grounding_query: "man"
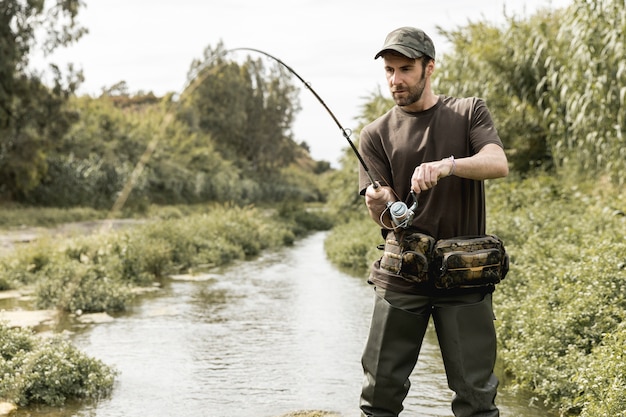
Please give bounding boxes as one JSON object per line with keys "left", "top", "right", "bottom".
{"left": 358, "top": 27, "right": 509, "bottom": 417}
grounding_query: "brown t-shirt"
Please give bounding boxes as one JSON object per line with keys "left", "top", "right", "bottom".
{"left": 359, "top": 96, "right": 504, "bottom": 295}
{"left": 359, "top": 95, "right": 503, "bottom": 240}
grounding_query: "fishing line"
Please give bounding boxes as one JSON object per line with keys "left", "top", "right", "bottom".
{"left": 229, "top": 47, "right": 379, "bottom": 189}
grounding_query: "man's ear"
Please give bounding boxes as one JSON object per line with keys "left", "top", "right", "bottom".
{"left": 426, "top": 60, "right": 435, "bottom": 76}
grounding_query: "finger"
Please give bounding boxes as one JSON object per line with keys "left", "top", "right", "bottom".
{"left": 426, "top": 167, "right": 439, "bottom": 187}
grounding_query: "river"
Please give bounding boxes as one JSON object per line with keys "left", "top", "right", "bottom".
{"left": 10, "top": 231, "right": 555, "bottom": 417}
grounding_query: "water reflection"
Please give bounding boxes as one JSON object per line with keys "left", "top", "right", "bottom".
{"left": 11, "top": 232, "right": 555, "bottom": 417}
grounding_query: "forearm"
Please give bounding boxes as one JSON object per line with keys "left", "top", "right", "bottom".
{"left": 451, "top": 143, "right": 509, "bottom": 180}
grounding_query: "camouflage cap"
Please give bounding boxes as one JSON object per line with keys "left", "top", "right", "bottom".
{"left": 374, "top": 27, "right": 436, "bottom": 60}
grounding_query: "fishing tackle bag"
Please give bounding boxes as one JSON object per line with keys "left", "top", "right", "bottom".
{"left": 379, "top": 230, "right": 436, "bottom": 284}
{"left": 431, "top": 234, "right": 509, "bottom": 290}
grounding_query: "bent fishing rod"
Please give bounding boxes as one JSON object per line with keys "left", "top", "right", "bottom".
{"left": 230, "top": 47, "right": 378, "bottom": 189}
{"left": 231, "top": 48, "right": 422, "bottom": 228}
{"left": 107, "top": 46, "right": 417, "bottom": 230}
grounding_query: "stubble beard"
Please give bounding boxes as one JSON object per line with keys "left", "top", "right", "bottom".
{"left": 392, "top": 75, "right": 426, "bottom": 107}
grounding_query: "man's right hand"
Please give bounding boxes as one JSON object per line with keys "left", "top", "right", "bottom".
{"left": 365, "top": 183, "right": 396, "bottom": 228}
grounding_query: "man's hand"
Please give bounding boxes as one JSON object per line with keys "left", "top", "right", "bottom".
{"left": 410, "top": 157, "right": 453, "bottom": 194}
{"left": 364, "top": 183, "right": 396, "bottom": 228}
{"left": 410, "top": 144, "right": 509, "bottom": 194}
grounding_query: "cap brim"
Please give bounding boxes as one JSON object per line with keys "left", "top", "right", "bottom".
{"left": 374, "top": 45, "right": 424, "bottom": 60}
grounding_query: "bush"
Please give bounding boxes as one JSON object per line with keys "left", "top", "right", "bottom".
{"left": 577, "top": 323, "right": 626, "bottom": 417}
{"left": 0, "top": 324, "right": 116, "bottom": 406}
{"left": 0, "top": 203, "right": 327, "bottom": 313}
{"left": 487, "top": 176, "right": 626, "bottom": 414}
{"left": 34, "top": 261, "right": 131, "bottom": 313}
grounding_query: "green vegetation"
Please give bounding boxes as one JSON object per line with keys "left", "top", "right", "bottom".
{"left": 0, "top": 323, "right": 116, "bottom": 406}
{"left": 491, "top": 177, "right": 626, "bottom": 416}
{"left": 0, "top": 202, "right": 332, "bottom": 406}
{"left": 0, "top": 0, "right": 85, "bottom": 199}
{"left": 2, "top": 5, "right": 328, "bottom": 209}
{"left": 0, "top": 204, "right": 332, "bottom": 311}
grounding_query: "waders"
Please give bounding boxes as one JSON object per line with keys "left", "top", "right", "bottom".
{"left": 360, "top": 291, "right": 499, "bottom": 417}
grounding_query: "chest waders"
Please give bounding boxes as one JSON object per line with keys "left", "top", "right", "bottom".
{"left": 360, "top": 290, "right": 499, "bottom": 417}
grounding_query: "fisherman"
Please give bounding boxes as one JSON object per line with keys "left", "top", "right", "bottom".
{"left": 358, "top": 27, "right": 509, "bottom": 417}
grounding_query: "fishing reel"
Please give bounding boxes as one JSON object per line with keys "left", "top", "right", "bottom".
{"left": 387, "top": 191, "right": 418, "bottom": 229}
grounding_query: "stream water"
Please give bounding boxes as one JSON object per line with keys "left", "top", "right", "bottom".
{"left": 9, "top": 231, "right": 555, "bottom": 417}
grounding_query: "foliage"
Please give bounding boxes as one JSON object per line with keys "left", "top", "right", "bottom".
{"left": 488, "top": 176, "right": 626, "bottom": 415}
{"left": 3, "top": 6, "right": 322, "bottom": 209}
{"left": 181, "top": 43, "right": 302, "bottom": 177}
{"left": 11, "top": 48, "right": 323, "bottom": 209}
{"left": 34, "top": 258, "right": 130, "bottom": 312}
{"left": 14, "top": 83, "right": 323, "bottom": 208}
{"left": 549, "top": 0, "right": 626, "bottom": 183}
{"left": 0, "top": 203, "right": 333, "bottom": 312}
{"left": 577, "top": 323, "right": 626, "bottom": 417}
{"left": 0, "top": 0, "right": 86, "bottom": 198}
{"left": 19, "top": 94, "right": 151, "bottom": 208}
{"left": 276, "top": 200, "right": 334, "bottom": 238}
{"left": 0, "top": 323, "right": 116, "bottom": 406}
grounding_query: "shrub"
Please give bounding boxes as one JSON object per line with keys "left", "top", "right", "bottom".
{"left": 0, "top": 324, "right": 116, "bottom": 406}
{"left": 0, "top": 203, "right": 326, "bottom": 312}
{"left": 577, "top": 323, "right": 626, "bottom": 417}
{"left": 488, "top": 176, "right": 626, "bottom": 414}
{"left": 35, "top": 261, "right": 131, "bottom": 313}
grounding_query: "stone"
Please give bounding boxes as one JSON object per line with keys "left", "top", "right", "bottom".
{"left": 0, "top": 402, "right": 17, "bottom": 416}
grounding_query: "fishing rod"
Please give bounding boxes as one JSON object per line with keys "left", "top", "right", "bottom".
{"left": 229, "top": 47, "right": 378, "bottom": 189}
{"left": 107, "top": 46, "right": 417, "bottom": 230}
{"left": 230, "top": 48, "right": 423, "bottom": 229}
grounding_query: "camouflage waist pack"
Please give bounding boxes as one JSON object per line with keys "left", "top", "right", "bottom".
{"left": 379, "top": 230, "right": 436, "bottom": 284}
{"left": 432, "top": 235, "right": 509, "bottom": 290}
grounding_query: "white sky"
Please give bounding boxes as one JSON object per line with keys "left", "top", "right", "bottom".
{"left": 33, "top": 0, "right": 571, "bottom": 166}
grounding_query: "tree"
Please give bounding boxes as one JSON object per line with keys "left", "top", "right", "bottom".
{"left": 0, "top": 0, "right": 86, "bottom": 200}
{"left": 181, "top": 43, "right": 301, "bottom": 177}
{"left": 550, "top": 0, "right": 626, "bottom": 183}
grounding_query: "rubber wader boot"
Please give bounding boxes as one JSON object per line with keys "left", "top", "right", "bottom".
{"left": 433, "top": 294, "right": 499, "bottom": 417}
{"left": 360, "top": 293, "right": 430, "bottom": 417}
